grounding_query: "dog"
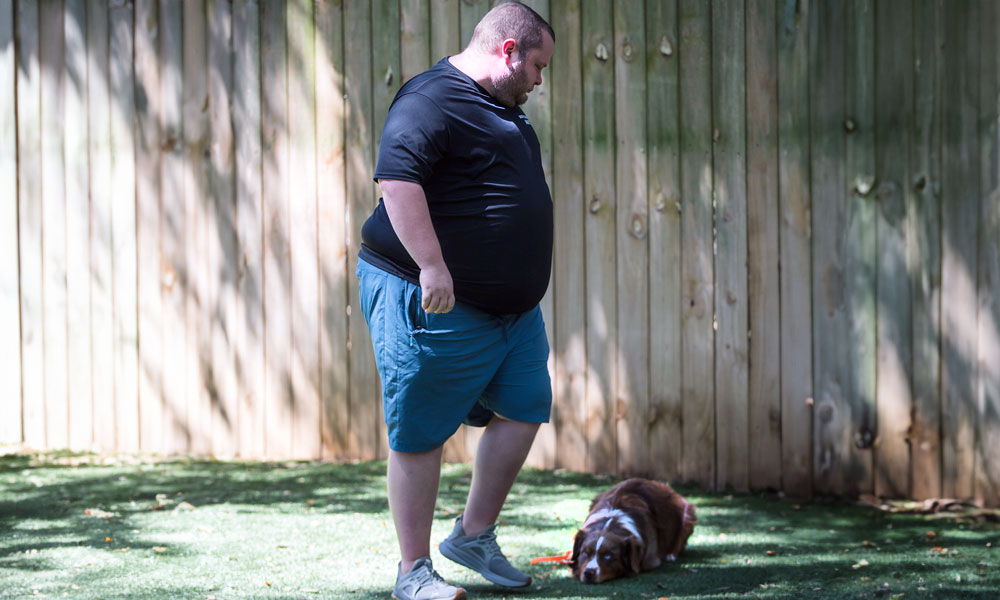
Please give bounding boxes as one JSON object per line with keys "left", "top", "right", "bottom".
{"left": 570, "top": 478, "right": 696, "bottom": 584}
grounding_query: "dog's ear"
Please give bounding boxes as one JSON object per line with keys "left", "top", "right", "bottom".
{"left": 570, "top": 530, "right": 586, "bottom": 568}
{"left": 623, "top": 539, "right": 643, "bottom": 576}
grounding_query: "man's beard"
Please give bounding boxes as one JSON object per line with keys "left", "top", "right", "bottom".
{"left": 492, "top": 62, "right": 531, "bottom": 107}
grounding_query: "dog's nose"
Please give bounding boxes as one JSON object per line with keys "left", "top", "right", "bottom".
{"left": 583, "top": 569, "right": 597, "bottom": 583}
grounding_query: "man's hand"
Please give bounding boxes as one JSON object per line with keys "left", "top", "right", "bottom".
{"left": 419, "top": 263, "right": 455, "bottom": 314}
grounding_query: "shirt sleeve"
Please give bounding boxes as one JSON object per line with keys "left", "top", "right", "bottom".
{"left": 373, "top": 92, "right": 449, "bottom": 185}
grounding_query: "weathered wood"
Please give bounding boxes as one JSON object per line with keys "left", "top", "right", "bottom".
{"left": 287, "top": 0, "right": 321, "bottom": 460}
{"left": 874, "top": 0, "right": 913, "bottom": 499}
{"left": 550, "top": 0, "right": 587, "bottom": 474}
{"left": 612, "top": 0, "right": 647, "bottom": 476}
{"left": 678, "top": 0, "right": 714, "bottom": 489}
{"left": 582, "top": 0, "right": 616, "bottom": 475}
{"left": 976, "top": 0, "right": 999, "bottom": 508}
{"left": 135, "top": 0, "right": 162, "bottom": 454}
{"left": 400, "top": 0, "right": 430, "bottom": 82}
{"left": 209, "top": 0, "right": 239, "bottom": 458}
{"left": 645, "top": 0, "right": 681, "bottom": 483}
{"left": 909, "top": 0, "right": 942, "bottom": 501}
{"left": 460, "top": 0, "right": 489, "bottom": 49}
{"left": 842, "top": 0, "right": 876, "bottom": 496}
{"left": 89, "top": 0, "right": 115, "bottom": 452}
{"left": 345, "top": 0, "right": 378, "bottom": 460}
{"left": 712, "top": 0, "right": 749, "bottom": 492}
{"left": 430, "top": 0, "right": 460, "bottom": 61}
{"left": 159, "top": 0, "right": 189, "bottom": 454}
{"left": 316, "top": 0, "right": 349, "bottom": 460}
{"left": 65, "top": 0, "right": 92, "bottom": 451}
{"left": 0, "top": 0, "right": 20, "bottom": 445}
{"left": 233, "top": 0, "right": 266, "bottom": 458}
{"left": 746, "top": 0, "right": 781, "bottom": 492}
{"left": 940, "top": 0, "right": 979, "bottom": 500}
{"left": 183, "top": 0, "right": 210, "bottom": 457}
{"left": 40, "top": 0, "right": 68, "bottom": 450}
{"left": 110, "top": 0, "right": 138, "bottom": 453}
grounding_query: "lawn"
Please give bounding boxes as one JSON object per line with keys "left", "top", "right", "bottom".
{"left": 1, "top": 448, "right": 997, "bottom": 599}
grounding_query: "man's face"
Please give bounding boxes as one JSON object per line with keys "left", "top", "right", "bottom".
{"left": 493, "top": 31, "right": 554, "bottom": 108}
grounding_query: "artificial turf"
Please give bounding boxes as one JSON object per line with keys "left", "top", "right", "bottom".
{"left": 1, "top": 448, "right": 997, "bottom": 599}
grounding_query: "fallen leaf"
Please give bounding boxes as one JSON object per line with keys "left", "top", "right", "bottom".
{"left": 926, "top": 531, "right": 937, "bottom": 540}
{"left": 153, "top": 546, "right": 167, "bottom": 553}
{"left": 104, "top": 537, "right": 111, "bottom": 543}
{"left": 852, "top": 559, "right": 870, "bottom": 569}
{"left": 766, "top": 550, "right": 776, "bottom": 556}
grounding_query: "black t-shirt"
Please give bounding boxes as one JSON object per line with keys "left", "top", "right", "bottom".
{"left": 360, "top": 58, "right": 553, "bottom": 316}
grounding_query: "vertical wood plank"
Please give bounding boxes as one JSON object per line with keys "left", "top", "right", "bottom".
{"left": 842, "top": 0, "right": 876, "bottom": 495}
{"left": 976, "top": 0, "right": 999, "bottom": 508}
{"left": 550, "top": 0, "right": 587, "bottom": 474}
{"left": 65, "top": 0, "right": 92, "bottom": 451}
{"left": 940, "top": 0, "right": 979, "bottom": 500}
{"left": 110, "top": 0, "right": 138, "bottom": 452}
{"left": 233, "top": 0, "right": 266, "bottom": 458}
{"left": 0, "top": 0, "right": 20, "bottom": 445}
{"left": 746, "top": 0, "right": 781, "bottom": 492}
{"left": 135, "top": 0, "right": 163, "bottom": 454}
{"left": 400, "top": 0, "right": 430, "bottom": 81}
{"left": 17, "top": 0, "right": 45, "bottom": 449}
{"left": 40, "top": 0, "right": 68, "bottom": 450}
{"left": 678, "top": 0, "right": 713, "bottom": 488}
{"left": 261, "top": 0, "right": 293, "bottom": 458}
{"left": 183, "top": 0, "right": 210, "bottom": 456}
{"left": 910, "top": 0, "right": 942, "bottom": 501}
{"left": 712, "top": 0, "right": 749, "bottom": 492}
{"left": 316, "top": 0, "right": 348, "bottom": 459}
{"left": 460, "top": 0, "right": 489, "bottom": 49}
{"left": 209, "top": 0, "right": 239, "bottom": 458}
{"left": 778, "top": 0, "right": 813, "bottom": 499}
{"left": 159, "top": 0, "right": 189, "bottom": 454}
{"left": 288, "top": 0, "right": 321, "bottom": 459}
{"left": 646, "top": 0, "right": 681, "bottom": 482}
{"left": 581, "top": 0, "right": 616, "bottom": 475}
{"left": 345, "top": 0, "right": 377, "bottom": 460}
{"left": 874, "top": 0, "right": 913, "bottom": 499}
{"left": 89, "top": 0, "right": 116, "bottom": 452}
{"left": 430, "top": 0, "right": 459, "bottom": 60}
{"left": 810, "top": 0, "right": 852, "bottom": 495}
{"left": 613, "top": 0, "right": 647, "bottom": 476}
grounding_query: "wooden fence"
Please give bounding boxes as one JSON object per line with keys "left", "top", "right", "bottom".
{"left": 2, "top": 0, "right": 998, "bottom": 506}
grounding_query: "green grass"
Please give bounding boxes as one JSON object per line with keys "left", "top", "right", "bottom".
{"left": 1, "top": 448, "right": 997, "bottom": 599}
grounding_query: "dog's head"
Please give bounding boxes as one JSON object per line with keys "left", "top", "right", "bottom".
{"left": 570, "top": 525, "right": 643, "bottom": 583}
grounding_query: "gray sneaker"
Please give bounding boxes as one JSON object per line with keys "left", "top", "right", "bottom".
{"left": 392, "top": 557, "right": 466, "bottom": 600}
{"left": 438, "top": 516, "right": 531, "bottom": 588}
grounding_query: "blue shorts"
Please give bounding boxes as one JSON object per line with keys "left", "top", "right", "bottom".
{"left": 356, "top": 259, "right": 552, "bottom": 453}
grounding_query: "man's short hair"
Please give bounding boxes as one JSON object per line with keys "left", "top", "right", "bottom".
{"left": 469, "top": 1, "right": 555, "bottom": 54}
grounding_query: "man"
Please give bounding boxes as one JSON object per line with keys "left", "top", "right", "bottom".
{"left": 355, "top": 3, "right": 555, "bottom": 599}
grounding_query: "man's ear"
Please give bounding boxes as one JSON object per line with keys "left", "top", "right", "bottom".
{"left": 501, "top": 38, "right": 516, "bottom": 63}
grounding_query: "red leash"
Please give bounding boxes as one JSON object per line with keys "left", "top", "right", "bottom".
{"left": 529, "top": 549, "right": 572, "bottom": 565}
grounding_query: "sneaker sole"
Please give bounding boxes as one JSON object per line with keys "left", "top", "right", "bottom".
{"left": 392, "top": 590, "right": 466, "bottom": 600}
{"left": 438, "top": 543, "right": 531, "bottom": 589}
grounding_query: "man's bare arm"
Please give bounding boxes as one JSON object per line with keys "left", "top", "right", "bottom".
{"left": 378, "top": 179, "right": 455, "bottom": 314}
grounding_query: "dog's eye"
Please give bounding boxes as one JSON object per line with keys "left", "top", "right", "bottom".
{"left": 602, "top": 553, "right": 612, "bottom": 561}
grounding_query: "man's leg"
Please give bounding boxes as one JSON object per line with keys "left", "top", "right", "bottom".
{"left": 389, "top": 446, "right": 444, "bottom": 574}
{"left": 461, "top": 416, "right": 540, "bottom": 536}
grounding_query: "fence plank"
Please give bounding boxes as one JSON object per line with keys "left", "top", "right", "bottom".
{"left": 612, "top": 0, "right": 647, "bottom": 476}
{"left": 582, "top": 0, "right": 616, "bottom": 475}
{"left": 65, "top": 0, "right": 92, "bottom": 451}
{"left": 135, "top": 0, "right": 162, "bottom": 454}
{"left": 316, "top": 0, "right": 348, "bottom": 459}
{"left": 430, "top": 0, "right": 460, "bottom": 61}
{"left": 645, "top": 0, "right": 681, "bottom": 482}
{"left": 678, "top": 0, "right": 714, "bottom": 489}
{"left": 209, "top": 0, "right": 239, "bottom": 458}
{"left": 88, "top": 0, "right": 116, "bottom": 452}
{"left": 110, "top": 0, "right": 138, "bottom": 452}
{"left": 874, "top": 0, "right": 913, "bottom": 499}
{"left": 976, "top": 0, "right": 999, "bottom": 508}
{"left": 746, "top": 0, "right": 781, "bottom": 492}
{"left": 17, "top": 0, "right": 44, "bottom": 449}
{"left": 40, "top": 0, "right": 68, "bottom": 450}
{"left": 400, "top": 0, "right": 429, "bottom": 81}
{"left": 712, "top": 0, "right": 749, "bottom": 492}
{"left": 0, "top": 0, "right": 21, "bottom": 445}
{"left": 345, "top": 0, "right": 378, "bottom": 460}
{"left": 233, "top": 0, "right": 265, "bottom": 458}
{"left": 460, "top": 0, "right": 489, "bottom": 49}
{"left": 909, "top": 0, "right": 942, "bottom": 501}
{"left": 159, "top": 0, "right": 189, "bottom": 454}
{"left": 940, "top": 0, "right": 979, "bottom": 500}
{"left": 550, "top": 0, "right": 587, "bottom": 474}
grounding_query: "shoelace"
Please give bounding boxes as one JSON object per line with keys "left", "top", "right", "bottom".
{"left": 410, "top": 564, "right": 447, "bottom": 587}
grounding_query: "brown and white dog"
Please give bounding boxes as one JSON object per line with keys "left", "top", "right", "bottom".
{"left": 570, "top": 478, "right": 696, "bottom": 584}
